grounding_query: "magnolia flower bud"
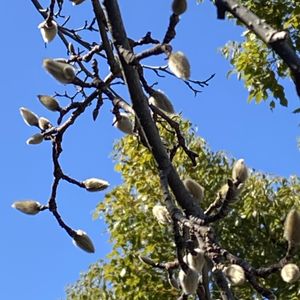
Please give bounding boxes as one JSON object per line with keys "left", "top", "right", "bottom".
{"left": 43, "top": 58, "right": 76, "bottom": 84}
{"left": 281, "top": 263, "right": 300, "bottom": 283}
{"left": 168, "top": 51, "right": 191, "bottom": 80}
{"left": 38, "top": 95, "right": 60, "bottom": 112}
{"left": 83, "top": 178, "right": 110, "bottom": 192}
{"left": 172, "top": 0, "right": 187, "bottom": 15}
{"left": 218, "top": 183, "right": 229, "bottom": 200}
{"left": 72, "top": 229, "right": 95, "bottom": 253}
{"left": 149, "top": 90, "right": 175, "bottom": 114}
{"left": 20, "top": 107, "right": 39, "bottom": 127}
{"left": 183, "top": 178, "right": 204, "bottom": 202}
{"left": 284, "top": 209, "right": 300, "bottom": 245}
{"left": 178, "top": 268, "right": 199, "bottom": 295}
{"left": 152, "top": 204, "right": 171, "bottom": 225}
{"left": 224, "top": 264, "right": 245, "bottom": 286}
{"left": 113, "top": 113, "right": 134, "bottom": 135}
{"left": 232, "top": 159, "right": 248, "bottom": 183}
{"left": 38, "top": 20, "right": 58, "bottom": 43}
{"left": 12, "top": 200, "right": 41, "bottom": 215}
{"left": 38, "top": 117, "right": 52, "bottom": 131}
{"left": 183, "top": 248, "right": 205, "bottom": 273}
{"left": 70, "top": 0, "right": 86, "bottom": 5}
{"left": 26, "top": 133, "right": 44, "bottom": 145}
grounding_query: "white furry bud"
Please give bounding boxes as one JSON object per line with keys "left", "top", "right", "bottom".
{"left": 172, "top": 0, "right": 187, "bottom": 15}
{"left": 168, "top": 51, "right": 191, "bottom": 80}
{"left": 183, "top": 248, "right": 205, "bottom": 273}
{"left": 232, "top": 159, "right": 248, "bottom": 183}
{"left": 43, "top": 58, "right": 76, "bottom": 84}
{"left": 38, "top": 20, "right": 57, "bottom": 43}
{"left": 83, "top": 178, "right": 110, "bottom": 192}
{"left": 178, "top": 268, "right": 199, "bottom": 295}
{"left": 149, "top": 90, "right": 175, "bottom": 114}
{"left": 38, "top": 117, "right": 52, "bottom": 130}
{"left": 113, "top": 112, "right": 134, "bottom": 135}
{"left": 26, "top": 133, "right": 44, "bottom": 145}
{"left": 38, "top": 95, "right": 60, "bottom": 112}
{"left": 281, "top": 263, "right": 300, "bottom": 283}
{"left": 12, "top": 200, "right": 41, "bottom": 215}
{"left": 152, "top": 205, "right": 171, "bottom": 225}
{"left": 284, "top": 209, "right": 300, "bottom": 245}
{"left": 72, "top": 229, "right": 95, "bottom": 253}
{"left": 70, "top": 0, "right": 86, "bottom": 5}
{"left": 20, "top": 107, "right": 39, "bottom": 127}
{"left": 183, "top": 178, "right": 204, "bottom": 202}
{"left": 224, "top": 264, "right": 245, "bottom": 286}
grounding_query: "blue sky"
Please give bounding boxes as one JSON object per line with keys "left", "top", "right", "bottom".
{"left": 1, "top": 1, "right": 299, "bottom": 299}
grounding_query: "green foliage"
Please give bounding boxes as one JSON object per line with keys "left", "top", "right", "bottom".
{"left": 67, "top": 117, "right": 300, "bottom": 299}
{"left": 220, "top": 0, "right": 300, "bottom": 109}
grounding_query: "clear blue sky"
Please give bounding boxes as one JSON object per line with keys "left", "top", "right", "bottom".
{"left": 1, "top": 1, "right": 299, "bottom": 300}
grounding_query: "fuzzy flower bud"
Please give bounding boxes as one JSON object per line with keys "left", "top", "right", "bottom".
{"left": 26, "top": 133, "right": 44, "bottom": 145}
{"left": 83, "top": 178, "right": 110, "bottom": 192}
{"left": 168, "top": 51, "right": 191, "bottom": 80}
{"left": 43, "top": 58, "right": 76, "bottom": 84}
{"left": 284, "top": 209, "right": 300, "bottom": 245}
{"left": 12, "top": 200, "right": 41, "bottom": 215}
{"left": 183, "top": 248, "right": 205, "bottom": 273}
{"left": 232, "top": 159, "right": 248, "bottom": 184}
{"left": 38, "top": 20, "right": 58, "bottom": 43}
{"left": 72, "top": 229, "right": 95, "bottom": 253}
{"left": 20, "top": 107, "right": 39, "bottom": 127}
{"left": 149, "top": 90, "right": 175, "bottom": 114}
{"left": 224, "top": 264, "right": 245, "bottom": 286}
{"left": 38, "top": 117, "right": 52, "bottom": 131}
{"left": 152, "top": 204, "right": 171, "bottom": 225}
{"left": 281, "top": 263, "right": 300, "bottom": 283}
{"left": 172, "top": 0, "right": 187, "bottom": 15}
{"left": 183, "top": 178, "right": 204, "bottom": 202}
{"left": 178, "top": 268, "right": 199, "bottom": 295}
{"left": 70, "top": 0, "right": 86, "bottom": 5}
{"left": 38, "top": 95, "right": 60, "bottom": 112}
{"left": 113, "top": 112, "right": 134, "bottom": 135}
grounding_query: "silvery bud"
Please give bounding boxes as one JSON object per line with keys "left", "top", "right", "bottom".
{"left": 38, "top": 117, "right": 52, "bottom": 131}
{"left": 12, "top": 200, "right": 41, "bottom": 215}
{"left": 218, "top": 183, "right": 229, "bottom": 200}
{"left": 149, "top": 90, "right": 175, "bottom": 114}
{"left": 183, "top": 248, "right": 205, "bottom": 273}
{"left": 38, "top": 95, "right": 60, "bottom": 112}
{"left": 43, "top": 58, "right": 76, "bottom": 84}
{"left": 232, "top": 159, "right": 248, "bottom": 184}
{"left": 38, "top": 20, "right": 58, "bottom": 43}
{"left": 26, "top": 133, "right": 44, "bottom": 145}
{"left": 20, "top": 107, "right": 39, "bottom": 127}
{"left": 83, "top": 178, "right": 110, "bottom": 192}
{"left": 72, "top": 229, "right": 95, "bottom": 253}
{"left": 172, "top": 0, "right": 187, "bottom": 15}
{"left": 183, "top": 178, "right": 204, "bottom": 202}
{"left": 113, "top": 112, "right": 134, "bottom": 135}
{"left": 178, "top": 268, "right": 199, "bottom": 295}
{"left": 224, "top": 264, "right": 245, "bottom": 286}
{"left": 168, "top": 51, "right": 191, "bottom": 80}
{"left": 152, "top": 204, "right": 171, "bottom": 225}
{"left": 281, "top": 263, "right": 300, "bottom": 283}
{"left": 284, "top": 209, "right": 300, "bottom": 245}
{"left": 70, "top": 0, "right": 86, "bottom": 5}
